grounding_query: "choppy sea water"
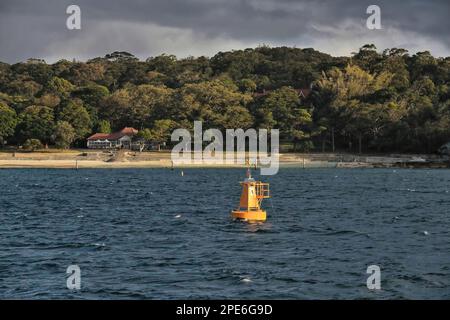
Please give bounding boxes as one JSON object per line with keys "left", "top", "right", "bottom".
{"left": 0, "top": 168, "right": 449, "bottom": 299}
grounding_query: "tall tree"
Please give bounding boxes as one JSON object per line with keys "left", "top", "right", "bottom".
{"left": 315, "top": 64, "right": 393, "bottom": 152}
{"left": 57, "top": 99, "right": 92, "bottom": 140}
{"left": 0, "top": 102, "right": 17, "bottom": 145}
{"left": 17, "top": 105, "right": 55, "bottom": 143}
{"left": 260, "top": 86, "right": 303, "bottom": 139}
{"left": 143, "top": 119, "right": 177, "bottom": 150}
{"left": 96, "top": 120, "right": 111, "bottom": 133}
{"left": 53, "top": 121, "right": 76, "bottom": 149}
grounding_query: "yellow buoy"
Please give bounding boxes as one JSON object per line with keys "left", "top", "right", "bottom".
{"left": 231, "top": 166, "right": 270, "bottom": 222}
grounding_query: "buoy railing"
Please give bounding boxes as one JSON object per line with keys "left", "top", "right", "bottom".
{"left": 255, "top": 182, "right": 270, "bottom": 199}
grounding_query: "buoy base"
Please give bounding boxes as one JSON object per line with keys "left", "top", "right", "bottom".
{"left": 231, "top": 210, "right": 266, "bottom": 222}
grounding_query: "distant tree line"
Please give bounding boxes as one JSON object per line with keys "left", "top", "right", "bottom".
{"left": 0, "top": 45, "right": 449, "bottom": 153}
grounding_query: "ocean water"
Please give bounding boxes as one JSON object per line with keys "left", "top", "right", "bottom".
{"left": 0, "top": 168, "right": 449, "bottom": 299}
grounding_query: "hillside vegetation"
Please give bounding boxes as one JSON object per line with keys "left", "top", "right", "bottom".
{"left": 0, "top": 45, "right": 449, "bottom": 153}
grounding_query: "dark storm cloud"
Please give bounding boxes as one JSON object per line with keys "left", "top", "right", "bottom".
{"left": 0, "top": 0, "right": 449, "bottom": 63}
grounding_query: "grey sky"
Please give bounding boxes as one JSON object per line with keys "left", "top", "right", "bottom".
{"left": 0, "top": 0, "right": 449, "bottom": 63}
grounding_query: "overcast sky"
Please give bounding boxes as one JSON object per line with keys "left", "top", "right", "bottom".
{"left": 0, "top": 0, "right": 449, "bottom": 63}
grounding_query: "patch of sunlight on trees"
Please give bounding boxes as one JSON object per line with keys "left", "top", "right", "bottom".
{"left": 0, "top": 46, "right": 449, "bottom": 154}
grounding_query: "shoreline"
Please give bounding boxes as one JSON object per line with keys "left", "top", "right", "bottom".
{"left": 0, "top": 150, "right": 448, "bottom": 169}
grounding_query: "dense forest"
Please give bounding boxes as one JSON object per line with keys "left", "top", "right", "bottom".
{"left": 0, "top": 44, "right": 449, "bottom": 153}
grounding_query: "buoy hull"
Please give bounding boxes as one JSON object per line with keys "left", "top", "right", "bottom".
{"left": 231, "top": 210, "right": 266, "bottom": 222}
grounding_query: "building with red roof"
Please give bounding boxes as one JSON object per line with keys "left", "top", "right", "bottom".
{"left": 87, "top": 127, "right": 138, "bottom": 149}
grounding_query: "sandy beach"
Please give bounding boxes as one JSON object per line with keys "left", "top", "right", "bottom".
{"left": 0, "top": 150, "right": 448, "bottom": 169}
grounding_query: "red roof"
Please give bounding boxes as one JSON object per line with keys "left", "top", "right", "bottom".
{"left": 87, "top": 133, "right": 111, "bottom": 140}
{"left": 120, "top": 127, "right": 138, "bottom": 135}
{"left": 87, "top": 127, "right": 138, "bottom": 141}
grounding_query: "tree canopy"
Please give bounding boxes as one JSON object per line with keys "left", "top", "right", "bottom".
{"left": 0, "top": 45, "right": 449, "bottom": 152}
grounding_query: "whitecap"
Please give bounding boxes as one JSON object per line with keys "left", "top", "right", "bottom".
{"left": 94, "top": 242, "right": 106, "bottom": 247}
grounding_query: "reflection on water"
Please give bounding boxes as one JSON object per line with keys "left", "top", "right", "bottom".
{"left": 239, "top": 221, "right": 273, "bottom": 233}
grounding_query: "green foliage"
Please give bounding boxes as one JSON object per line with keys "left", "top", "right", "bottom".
{"left": 138, "top": 119, "right": 177, "bottom": 150}
{"left": 1, "top": 45, "right": 449, "bottom": 153}
{"left": 53, "top": 121, "right": 76, "bottom": 149}
{"left": 17, "top": 105, "right": 54, "bottom": 143}
{"left": 47, "top": 76, "right": 75, "bottom": 97}
{"left": 34, "top": 94, "right": 61, "bottom": 108}
{"left": 178, "top": 78, "right": 253, "bottom": 129}
{"left": 105, "top": 51, "right": 139, "bottom": 62}
{"left": 297, "top": 140, "right": 314, "bottom": 152}
{"left": 260, "top": 86, "right": 313, "bottom": 140}
{"left": 57, "top": 100, "right": 92, "bottom": 140}
{"left": 23, "top": 138, "right": 43, "bottom": 151}
{"left": 7, "top": 78, "right": 42, "bottom": 98}
{"left": 146, "top": 119, "right": 177, "bottom": 144}
{"left": 97, "top": 120, "right": 111, "bottom": 134}
{"left": 238, "top": 79, "right": 257, "bottom": 93}
{"left": 0, "top": 102, "right": 18, "bottom": 143}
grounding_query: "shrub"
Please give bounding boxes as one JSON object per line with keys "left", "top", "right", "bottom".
{"left": 23, "top": 139, "right": 43, "bottom": 151}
